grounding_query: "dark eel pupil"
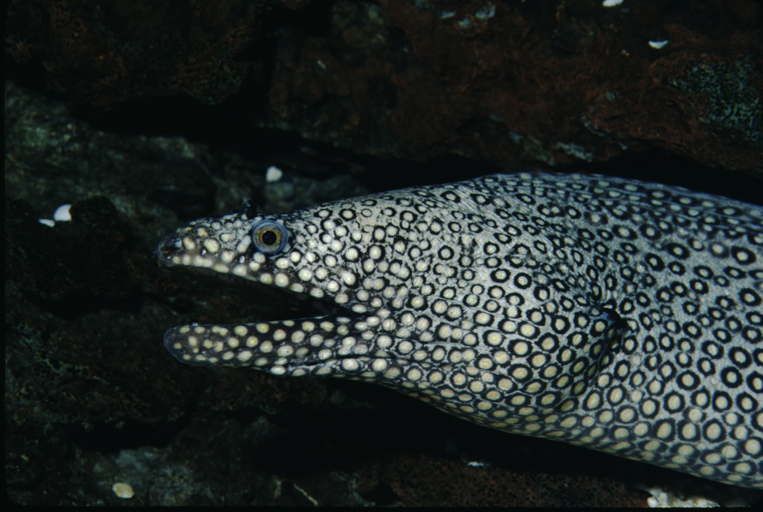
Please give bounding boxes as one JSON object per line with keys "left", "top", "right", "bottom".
{"left": 261, "top": 230, "right": 277, "bottom": 246}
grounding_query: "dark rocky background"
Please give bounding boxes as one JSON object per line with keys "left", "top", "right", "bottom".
{"left": 5, "top": 0, "right": 762, "bottom": 506}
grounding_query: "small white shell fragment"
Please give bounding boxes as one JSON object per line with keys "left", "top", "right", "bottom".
{"left": 112, "top": 482, "right": 134, "bottom": 499}
{"left": 644, "top": 486, "right": 719, "bottom": 508}
{"left": 602, "top": 0, "right": 624, "bottom": 6}
{"left": 266, "top": 166, "right": 283, "bottom": 183}
{"left": 648, "top": 40, "right": 669, "bottom": 49}
{"left": 53, "top": 204, "right": 72, "bottom": 222}
{"left": 38, "top": 219, "right": 56, "bottom": 228}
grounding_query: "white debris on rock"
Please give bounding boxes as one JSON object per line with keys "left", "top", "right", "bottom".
{"left": 602, "top": 0, "right": 624, "bottom": 7}
{"left": 266, "top": 166, "right": 283, "bottom": 183}
{"left": 645, "top": 487, "right": 719, "bottom": 508}
{"left": 649, "top": 40, "right": 669, "bottom": 49}
{"left": 54, "top": 204, "right": 72, "bottom": 222}
{"left": 38, "top": 218, "right": 56, "bottom": 227}
{"left": 112, "top": 482, "right": 135, "bottom": 499}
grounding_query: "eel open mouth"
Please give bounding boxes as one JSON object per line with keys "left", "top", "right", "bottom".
{"left": 156, "top": 229, "right": 376, "bottom": 372}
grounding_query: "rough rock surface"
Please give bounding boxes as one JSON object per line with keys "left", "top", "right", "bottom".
{"left": 5, "top": 0, "right": 763, "bottom": 507}
{"left": 7, "top": 0, "right": 762, "bottom": 172}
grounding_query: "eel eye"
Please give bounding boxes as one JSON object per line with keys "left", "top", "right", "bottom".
{"left": 251, "top": 220, "right": 289, "bottom": 254}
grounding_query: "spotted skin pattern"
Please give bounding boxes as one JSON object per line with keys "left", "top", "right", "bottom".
{"left": 157, "top": 173, "right": 763, "bottom": 488}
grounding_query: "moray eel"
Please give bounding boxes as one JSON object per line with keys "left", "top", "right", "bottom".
{"left": 157, "top": 172, "right": 763, "bottom": 488}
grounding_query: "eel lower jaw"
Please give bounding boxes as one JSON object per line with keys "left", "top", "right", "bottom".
{"left": 163, "top": 308, "right": 376, "bottom": 369}
{"left": 162, "top": 287, "right": 369, "bottom": 362}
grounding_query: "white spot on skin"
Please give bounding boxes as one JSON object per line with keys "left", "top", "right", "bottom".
{"left": 203, "top": 239, "right": 220, "bottom": 253}
{"left": 341, "top": 270, "right": 356, "bottom": 286}
{"left": 342, "top": 358, "right": 359, "bottom": 371}
{"left": 236, "top": 236, "right": 251, "bottom": 254}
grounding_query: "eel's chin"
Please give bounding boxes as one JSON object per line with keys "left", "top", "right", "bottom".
{"left": 163, "top": 309, "right": 370, "bottom": 369}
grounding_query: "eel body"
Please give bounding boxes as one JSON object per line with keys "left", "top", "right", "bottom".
{"left": 157, "top": 172, "right": 763, "bottom": 488}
